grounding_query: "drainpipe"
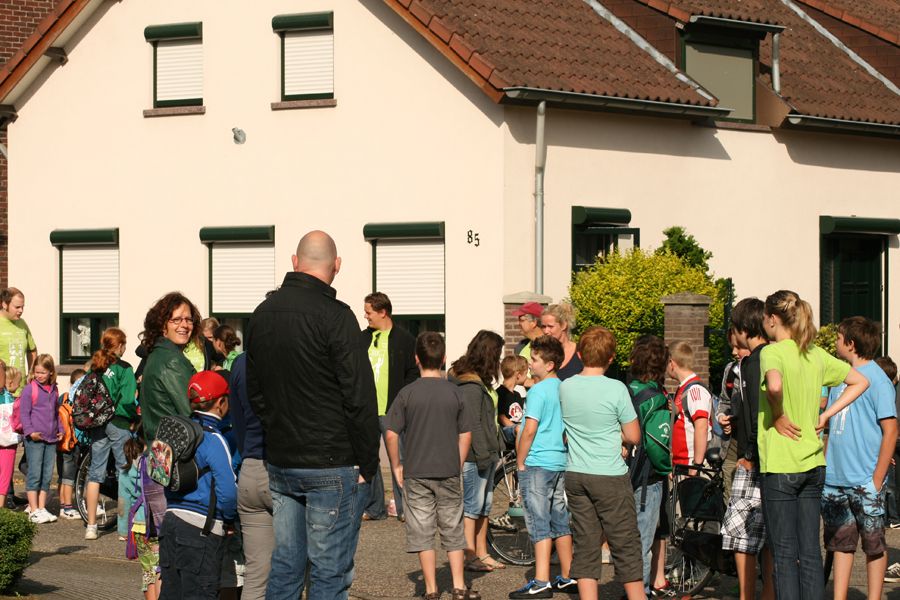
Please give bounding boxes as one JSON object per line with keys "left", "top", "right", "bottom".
{"left": 534, "top": 100, "right": 546, "bottom": 295}
{"left": 0, "top": 142, "right": 7, "bottom": 159}
{"left": 772, "top": 33, "right": 781, "bottom": 94}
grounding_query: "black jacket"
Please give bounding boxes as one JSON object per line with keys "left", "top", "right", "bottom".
{"left": 230, "top": 352, "right": 265, "bottom": 461}
{"left": 360, "top": 326, "right": 419, "bottom": 413}
{"left": 245, "top": 272, "right": 380, "bottom": 479}
{"left": 735, "top": 343, "right": 766, "bottom": 462}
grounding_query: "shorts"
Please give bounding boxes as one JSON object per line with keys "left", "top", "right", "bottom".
{"left": 822, "top": 480, "right": 886, "bottom": 555}
{"left": 565, "top": 471, "right": 642, "bottom": 583}
{"left": 88, "top": 423, "right": 130, "bottom": 484}
{"left": 462, "top": 461, "right": 496, "bottom": 519}
{"left": 519, "top": 465, "right": 571, "bottom": 544}
{"left": 220, "top": 521, "right": 246, "bottom": 588}
{"left": 404, "top": 476, "right": 467, "bottom": 553}
{"left": 56, "top": 447, "right": 78, "bottom": 487}
{"left": 721, "top": 464, "right": 766, "bottom": 555}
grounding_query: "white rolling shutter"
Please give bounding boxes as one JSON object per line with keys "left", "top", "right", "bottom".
{"left": 62, "top": 246, "right": 119, "bottom": 314}
{"left": 156, "top": 38, "right": 203, "bottom": 102}
{"left": 376, "top": 240, "right": 445, "bottom": 315}
{"left": 284, "top": 29, "right": 333, "bottom": 97}
{"left": 212, "top": 243, "right": 276, "bottom": 314}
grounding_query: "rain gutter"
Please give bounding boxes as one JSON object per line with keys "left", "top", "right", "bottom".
{"left": 503, "top": 87, "right": 732, "bottom": 119}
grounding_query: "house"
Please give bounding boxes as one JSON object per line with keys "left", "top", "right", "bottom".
{"left": 0, "top": 0, "right": 899, "bottom": 372}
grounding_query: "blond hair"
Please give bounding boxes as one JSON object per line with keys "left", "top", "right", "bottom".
{"left": 501, "top": 354, "right": 528, "bottom": 380}
{"left": 668, "top": 342, "right": 694, "bottom": 371}
{"left": 542, "top": 303, "right": 577, "bottom": 340}
{"left": 765, "top": 290, "right": 817, "bottom": 353}
{"left": 26, "top": 353, "right": 57, "bottom": 385}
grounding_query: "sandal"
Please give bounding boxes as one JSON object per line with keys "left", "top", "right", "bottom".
{"left": 424, "top": 593, "right": 441, "bottom": 600}
{"left": 479, "top": 554, "right": 506, "bottom": 570}
{"left": 464, "top": 557, "right": 493, "bottom": 572}
{"left": 452, "top": 588, "right": 481, "bottom": 600}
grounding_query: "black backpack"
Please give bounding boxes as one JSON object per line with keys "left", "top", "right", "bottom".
{"left": 71, "top": 371, "right": 117, "bottom": 430}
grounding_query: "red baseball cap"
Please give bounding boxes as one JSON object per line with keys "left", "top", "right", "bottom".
{"left": 188, "top": 371, "right": 230, "bottom": 402}
{"left": 510, "top": 302, "right": 543, "bottom": 318}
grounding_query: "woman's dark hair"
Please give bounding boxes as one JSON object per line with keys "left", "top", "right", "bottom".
{"left": 121, "top": 420, "right": 145, "bottom": 472}
{"left": 451, "top": 330, "right": 504, "bottom": 387}
{"left": 139, "top": 292, "right": 202, "bottom": 353}
{"left": 213, "top": 324, "right": 241, "bottom": 354}
{"left": 629, "top": 335, "right": 668, "bottom": 385}
{"left": 91, "top": 327, "right": 126, "bottom": 372}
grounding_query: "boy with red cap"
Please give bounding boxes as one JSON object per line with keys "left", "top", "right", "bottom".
{"left": 159, "top": 371, "right": 238, "bottom": 600}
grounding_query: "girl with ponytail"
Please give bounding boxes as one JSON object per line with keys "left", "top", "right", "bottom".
{"left": 757, "top": 290, "right": 869, "bottom": 598}
{"left": 84, "top": 327, "right": 138, "bottom": 541}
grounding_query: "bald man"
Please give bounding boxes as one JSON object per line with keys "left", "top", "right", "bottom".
{"left": 246, "top": 230, "right": 380, "bottom": 600}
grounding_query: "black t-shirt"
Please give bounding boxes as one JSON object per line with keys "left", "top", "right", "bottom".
{"left": 384, "top": 378, "right": 473, "bottom": 479}
{"left": 556, "top": 346, "right": 584, "bottom": 382}
{"left": 497, "top": 386, "right": 524, "bottom": 425}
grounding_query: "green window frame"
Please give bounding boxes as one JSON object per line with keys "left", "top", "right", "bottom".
{"left": 365, "top": 222, "right": 445, "bottom": 338}
{"left": 273, "top": 12, "right": 334, "bottom": 101}
{"left": 50, "top": 229, "right": 120, "bottom": 365}
{"left": 681, "top": 30, "right": 758, "bottom": 124}
{"left": 571, "top": 207, "right": 640, "bottom": 273}
{"left": 145, "top": 22, "right": 203, "bottom": 109}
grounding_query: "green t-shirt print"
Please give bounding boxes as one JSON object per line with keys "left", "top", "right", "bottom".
{"left": 368, "top": 330, "right": 390, "bottom": 416}
{"left": 758, "top": 340, "right": 850, "bottom": 474}
{"left": 183, "top": 340, "right": 204, "bottom": 374}
{"left": 0, "top": 317, "right": 35, "bottom": 373}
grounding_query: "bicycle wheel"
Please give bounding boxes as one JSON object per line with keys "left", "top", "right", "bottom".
{"left": 486, "top": 459, "right": 535, "bottom": 566}
{"left": 665, "top": 536, "right": 715, "bottom": 597}
{"left": 74, "top": 446, "right": 119, "bottom": 531}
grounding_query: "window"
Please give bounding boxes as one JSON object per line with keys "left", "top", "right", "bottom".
{"left": 50, "top": 229, "right": 119, "bottom": 365}
{"left": 273, "top": 12, "right": 334, "bottom": 101}
{"left": 201, "top": 227, "right": 276, "bottom": 339}
{"left": 571, "top": 206, "right": 640, "bottom": 273}
{"left": 145, "top": 22, "right": 203, "bottom": 108}
{"left": 364, "top": 222, "right": 445, "bottom": 336}
{"left": 683, "top": 40, "right": 755, "bottom": 122}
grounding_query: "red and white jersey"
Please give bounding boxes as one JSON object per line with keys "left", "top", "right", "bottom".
{"left": 672, "top": 374, "right": 713, "bottom": 465}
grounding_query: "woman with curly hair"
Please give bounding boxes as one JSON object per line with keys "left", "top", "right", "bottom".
{"left": 449, "top": 330, "right": 505, "bottom": 572}
{"left": 139, "top": 292, "right": 201, "bottom": 443}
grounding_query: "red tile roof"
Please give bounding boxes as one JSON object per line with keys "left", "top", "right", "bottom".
{"left": 630, "top": 0, "right": 900, "bottom": 123}
{"left": 386, "top": 0, "right": 717, "bottom": 106}
{"left": 796, "top": 0, "right": 900, "bottom": 44}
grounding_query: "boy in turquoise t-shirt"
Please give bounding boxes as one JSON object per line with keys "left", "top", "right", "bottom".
{"left": 823, "top": 317, "right": 898, "bottom": 600}
{"left": 509, "top": 336, "right": 574, "bottom": 599}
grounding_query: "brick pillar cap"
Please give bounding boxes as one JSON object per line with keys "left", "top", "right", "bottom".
{"left": 660, "top": 291, "right": 712, "bottom": 306}
{"left": 503, "top": 290, "right": 553, "bottom": 304}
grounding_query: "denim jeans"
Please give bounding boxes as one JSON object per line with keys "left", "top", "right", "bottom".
{"left": 364, "top": 416, "right": 404, "bottom": 519}
{"left": 519, "top": 465, "right": 570, "bottom": 544}
{"left": 266, "top": 465, "right": 369, "bottom": 600}
{"left": 634, "top": 480, "right": 663, "bottom": 593}
{"left": 761, "top": 467, "right": 826, "bottom": 600}
{"left": 24, "top": 438, "right": 55, "bottom": 492}
{"left": 884, "top": 455, "right": 900, "bottom": 524}
{"left": 88, "top": 422, "right": 130, "bottom": 483}
{"left": 461, "top": 461, "right": 497, "bottom": 519}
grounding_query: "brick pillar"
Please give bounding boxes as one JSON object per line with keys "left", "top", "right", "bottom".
{"left": 502, "top": 291, "right": 552, "bottom": 355}
{"left": 662, "top": 291, "right": 712, "bottom": 391}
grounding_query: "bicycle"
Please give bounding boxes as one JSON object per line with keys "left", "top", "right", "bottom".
{"left": 486, "top": 449, "right": 535, "bottom": 566}
{"left": 664, "top": 447, "right": 737, "bottom": 597}
{"left": 73, "top": 441, "right": 120, "bottom": 530}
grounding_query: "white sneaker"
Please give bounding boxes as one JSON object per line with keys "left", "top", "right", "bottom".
{"left": 59, "top": 508, "right": 81, "bottom": 520}
{"left": 85, "top": 524, "right": 99, "bottom": 540}
{"left": 40, "top": 508, "right": 58, "bottom": 523}
{"left": 29, "top": 509, "right": 51, "bottom": 524}
{"left": 24, "top": 504, "right": 32, "bottom": 514}
{"left": 885, "top": 562, "right": 900, "bottom": 583}
{"left": 96, "top": 504, "right": 106, "bottom": 517}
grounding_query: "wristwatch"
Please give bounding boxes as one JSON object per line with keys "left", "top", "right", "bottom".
{"left": 744, "top": 451, "right": 756, "bottom": 461}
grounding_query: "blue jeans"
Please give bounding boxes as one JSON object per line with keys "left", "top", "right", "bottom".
{"left": 519, "top": 465, "right": 571, "bottom": 544}
{"left": 462, "top": 461, "right": 497, "bottom": 519}
{"left": 266, "top": 465, "right": 369, "bottom": 600}
{"left": 24, "top": 438, "right": 55, "bottom": 492}
{"left": 761, "top": 468, "right": 825, "bottom": 600}
{"left": 364, "top": 416, "right": 404, "bottom": 519}
{"left": 88, "top": 422, "right": 130, "bottom": 484}
{"left": 633, "top": 481, "right": 663, "bottom": 593}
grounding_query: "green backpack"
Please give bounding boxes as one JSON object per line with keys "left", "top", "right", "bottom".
{"left": 626, "top": 382, "right": 673, "bottom": 500}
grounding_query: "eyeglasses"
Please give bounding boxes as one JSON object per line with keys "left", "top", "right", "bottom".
{"left": 168, "top": 317, "right": 196, "bottom": 325}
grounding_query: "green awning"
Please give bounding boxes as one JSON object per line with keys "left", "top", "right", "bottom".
{"left": 272, "top": 12, "right": 333, "bottom": 32}
{"left": 144, "top": 22, "right": 203, "bottom": 41}
{"left": 572, "top": 206, "right": 631, "bottom": 226}
{"left": 199, "top": 226, "right": 274, "bottom": 243}
{"left": 50, "top": 228, "right": 118, "bottom": 245}
{"left": 820, "top": 216, "right": 900, "bottom": 236}
{"left": 363, "top": 222, "right": 445, "bottom": 240}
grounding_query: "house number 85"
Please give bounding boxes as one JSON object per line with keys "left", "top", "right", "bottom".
{"left": 467, "top": 230, "right": 480, "bottom": 247}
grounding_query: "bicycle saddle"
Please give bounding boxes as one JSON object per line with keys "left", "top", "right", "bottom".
{"left": 705, "top": 447, "right": 724, "bottom": 469}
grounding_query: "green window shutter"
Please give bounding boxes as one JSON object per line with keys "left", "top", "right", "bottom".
{"left": 272, "top": 13, "right": 333, "bottom": 32}
{"left": 199, "top": 226, "right": 275, "bottom": 243}
{"left": 145, "top": 22, "right": 203, "bottom": 41}
{"left": 50, "top": 228, "right": 119, "bottom": 245}
{"left": 363, "top": 222, "right": 445, "bottom": 240}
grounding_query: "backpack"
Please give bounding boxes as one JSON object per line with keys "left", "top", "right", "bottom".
{"left": 681, "top": 380, "right": 725, "bottom": 451}
{"left": 71, "top": 370, "right": 117, "bottom": 430}
{"left": 148, "top": 414, "right": 219, "bottom": 535}
{"left": 10, "top": 381, "right": 38, "bottom": 435}
{"left": 57, "top": 393, "right": 77, "bottom": 451}
{"left": 626, "top": 383, "right": 673, "bottom": 504}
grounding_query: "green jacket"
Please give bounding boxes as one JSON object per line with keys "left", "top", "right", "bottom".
{"left": 140, "top": 338, "right": 195, "bottom": 443}
{"left": 88, "top": 360, "right": 138, "bottom": 430}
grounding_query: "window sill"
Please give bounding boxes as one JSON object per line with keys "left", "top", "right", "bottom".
{"left": 271, "top": 99, "right": 337, "bottom": 110}
{"left": 58, "top": 364, "right": 87, "bottom": 375}
{"left": 694, "top": 120, "right": 771, "bottom": 132}
{"left": 143, "top": 106, "right": 206, "bottom": 118}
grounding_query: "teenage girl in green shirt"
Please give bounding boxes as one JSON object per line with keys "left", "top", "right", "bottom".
{"left": 758, "top": 290, "right": 868, "bottom": 600}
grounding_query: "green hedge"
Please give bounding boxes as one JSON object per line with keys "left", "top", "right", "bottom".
{"left": 814, "top": 323, "right": 838, "bottom": 357}
{"left": 0, "top": 509, "right": 38, "bottom": 592}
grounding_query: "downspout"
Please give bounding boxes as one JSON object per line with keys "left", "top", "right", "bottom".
{"left": 772, "top": 33, "right": 781, "bottom": 94}
{"left": 0, "top": 142, "right": 7, "bottom": 160}
{"left": 534, "top": 100, "right": 546, "bottom": 295}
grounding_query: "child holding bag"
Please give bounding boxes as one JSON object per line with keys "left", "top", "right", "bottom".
{"left": 121, "top": 421, "right": 161, "bottom": 600}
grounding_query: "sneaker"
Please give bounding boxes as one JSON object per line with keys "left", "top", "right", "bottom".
{"left": 59, "top": 507, "right": 81, "bottom": 520}
{"left": 24, "top": 504, "right": 32, "bottom": 514}
{"left": 489, "top": 515, "right": 517, "bottom": 532}
{"left": 29, "top": 510, "right": 51, "bottom": 524}
{"left": 85, "top": 525, "right": 99, "bottom": 540}
{"left": 601, "top": 548, "right": 611, "bottom": 564}
{"left": 885, "top": 562, "right": 900, "bottom": 583}
{"left": 552, "top": 576, "right": 578, "bottom": 593}
{"left": 96, "top": 504, "right": 106, "bottom": 517}
{"left": 388, "top": 499, "right": 398, "bottom": 517}
{"left": 650, "top": 582, "right": 678, "bottom": 598}
{"left": 890, "top": 521, "right": 900, "bottom": 529}
{"left": 509, "top": 580, "right": 553, "bottom": 599}
{"left": 41, "top": 508, "right": 58, "bottom": 522}
{"left": 118, "top": 535, "right": 127, "bottom": 541}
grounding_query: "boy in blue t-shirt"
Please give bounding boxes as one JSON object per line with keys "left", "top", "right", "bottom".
{"left": 823, "top": 317, "right": 898, "bottom": 600}
{"left": 509, "top": 336, "right": 574, "bottom": 599}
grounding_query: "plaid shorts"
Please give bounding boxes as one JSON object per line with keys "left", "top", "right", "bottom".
{"left": 721, "top": 464, "right": 766, "bottom": 555}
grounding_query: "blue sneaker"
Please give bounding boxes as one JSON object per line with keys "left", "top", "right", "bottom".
{"left": 509, "top": 580, "right": 553, "bottom": 599}
{"left": 553, "top": 576, "right": 578, "bottom": 593}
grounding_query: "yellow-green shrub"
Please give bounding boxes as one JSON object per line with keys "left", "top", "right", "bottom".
{"left": 814, "top": 323, "right": 838, "bottom": 357}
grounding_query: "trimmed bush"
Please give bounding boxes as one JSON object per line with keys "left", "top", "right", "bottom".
{"left": 0, "top": 509, "right": 38, "bottom": 592}
{"left": 815, "top": 323, "right": 838, "bottom": 357}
